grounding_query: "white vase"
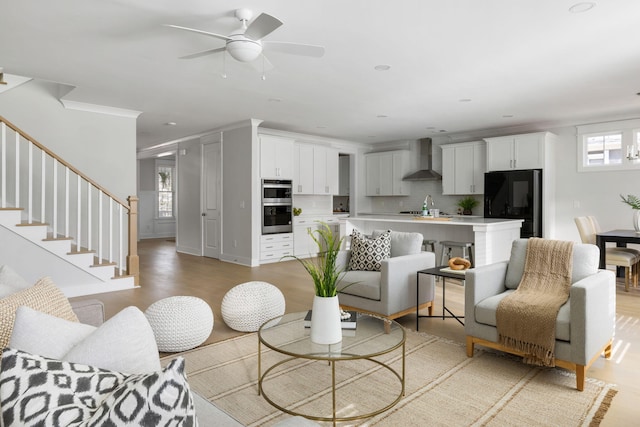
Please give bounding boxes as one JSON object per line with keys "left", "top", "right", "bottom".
{"left": 634, "top": 210, "right": 640, "bottom": 232}
{"left": 310, "top": 295, "right": 342, "bottom": 345}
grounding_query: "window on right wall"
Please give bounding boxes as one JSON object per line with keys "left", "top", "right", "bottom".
{"left": 577, "top": 119, "right": 640, "bottom": 172}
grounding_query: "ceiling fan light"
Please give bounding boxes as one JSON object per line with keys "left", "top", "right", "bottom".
{"left": 227, "top": 40, "right": 262, "bottom": 62}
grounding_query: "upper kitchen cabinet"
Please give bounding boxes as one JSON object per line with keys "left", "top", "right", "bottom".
{"left": 441, "top": 141, "right": 485, "bottom": 195}
{"left": 485, "top": 132, "right": 556, "bottom": 171}
{"left": 260, "top": 134, "right": 294, "bottom": 179}
{"left": 293, "top": 142, "right": 338, "bottom": 195}
{"left": 365, "top": 150, "right": 410, "bottom": 196}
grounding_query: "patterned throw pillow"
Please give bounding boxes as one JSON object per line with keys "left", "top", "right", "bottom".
{"left": 0, "top": 348, "right": 197, "bottom": 427}
{"left": 348, "top": 229, "right": 391, "bottom": 271}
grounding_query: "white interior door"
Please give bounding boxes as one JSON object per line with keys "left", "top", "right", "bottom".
{"left": 202, "top": 141, "right": 221, "bottom": 258}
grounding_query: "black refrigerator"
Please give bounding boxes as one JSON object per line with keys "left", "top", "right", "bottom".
{"left": 484, "top": 169, "right": 542, "bottom": 238}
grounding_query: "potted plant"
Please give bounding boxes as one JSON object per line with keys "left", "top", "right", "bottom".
{"left": 457, "top": 196, "right": 479, "bottom": 215}
{"left": 620, "top": 194, "right": 640, "bottom": 231}
{"left": 286, "top": 222, "right": 347, "bottom": 344}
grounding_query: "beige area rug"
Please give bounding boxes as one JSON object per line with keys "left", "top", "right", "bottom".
{"left": 162, "top": 331, "right": 616, "bottom": 426}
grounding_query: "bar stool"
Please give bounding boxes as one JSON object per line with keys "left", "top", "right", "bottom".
{"left": 422, "top": 239, "right": 437, "bottom": 252}
{"left": 440, "top": 241, "right": 474, "bottom": 267}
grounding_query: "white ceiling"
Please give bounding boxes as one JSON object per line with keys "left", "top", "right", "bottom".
{"left": 1, "top": 0, "right": 639, "bottom": 151}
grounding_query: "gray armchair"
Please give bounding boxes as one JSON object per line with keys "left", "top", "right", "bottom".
{"left": 337, "top": 230, "right": 435, "bottom": 323}
{"left": 465, "top": 239, "right": 615, "bottom": 391}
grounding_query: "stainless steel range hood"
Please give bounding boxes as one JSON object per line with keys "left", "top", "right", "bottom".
{"left": 402, "top": 138, "right": 442, "bottom": 181}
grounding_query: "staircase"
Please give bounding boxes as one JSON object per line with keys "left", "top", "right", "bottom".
{"left": 0, "top": 116, "right": 138, "bottom": 297}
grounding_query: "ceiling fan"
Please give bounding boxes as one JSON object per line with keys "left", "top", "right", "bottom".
{"left": 166, "top": 8, "right": 325, "bottom": 67}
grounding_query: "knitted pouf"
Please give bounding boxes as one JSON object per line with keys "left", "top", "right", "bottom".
{"left": 144, "top": 296, "right": 214, "bottom": 352}
{"left": 221, "top": 281, "right": 286, "bottom": 332}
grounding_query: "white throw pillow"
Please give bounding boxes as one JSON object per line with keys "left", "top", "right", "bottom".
{"left": 9, "top": 306, "right": 161, "bottom": 374}
{"left": 9, "top": 306, "right": 96, "bottom": 359}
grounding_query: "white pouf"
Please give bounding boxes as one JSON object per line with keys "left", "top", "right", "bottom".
{"left": 145, "top": 296, "right": 214, "bottom": 352}
{"left": 221, "top": 281, "right": 286, "bottom": 332}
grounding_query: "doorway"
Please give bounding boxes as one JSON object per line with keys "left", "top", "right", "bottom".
{"left": 202, "top": 141, "right": 221, "bottom": 258}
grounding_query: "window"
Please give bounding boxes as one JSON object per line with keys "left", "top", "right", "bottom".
{"left": 584, "top": 132, "right": 622, "bottom": 166}
{"left": 577, "top": 119, "right": 640, "bottom": 172}
{"left": 157, "top": 164, "right": 174, "bottom": 218}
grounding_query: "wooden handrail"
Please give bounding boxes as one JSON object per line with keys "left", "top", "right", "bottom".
{"left": 0, "top": 115, "right": 130, "bottom": 209}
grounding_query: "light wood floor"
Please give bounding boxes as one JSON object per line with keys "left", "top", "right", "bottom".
{"left": 70, "top": 238, "right": 639, "bottom": 426}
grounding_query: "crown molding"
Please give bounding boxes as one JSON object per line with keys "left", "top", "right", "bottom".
{"left": 60, "top": 99, "right": 142, "bottom": 118}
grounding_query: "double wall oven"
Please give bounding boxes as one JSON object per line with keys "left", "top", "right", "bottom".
{"left": 262, "top": 179, "right": 293, "bottom": 234}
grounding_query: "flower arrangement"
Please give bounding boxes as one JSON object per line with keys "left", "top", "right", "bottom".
{"left": 620, "top": 194, "right": 640, "bottom": 209}
{"left": 285, "top": 222, "right": 347, "bottom": 297}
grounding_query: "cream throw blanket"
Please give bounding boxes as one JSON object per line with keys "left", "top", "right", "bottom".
{"left": 497, "top": 238, "right": 574, "bottom": 367}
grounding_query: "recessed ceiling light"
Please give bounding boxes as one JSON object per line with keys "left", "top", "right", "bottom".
{"left": 374, "top": 65, "right": 391, "bottom": 71}
{"left": 502, "top": 114, "right": 514, "bottom": 118}
{"left": 459, "top": 98, "right": 472, "bottom": 102}
{"left": 368, "top": 135, "right": 377, "bottom": 138}
{"left": 268, "top": 98, "right": 282, "bottom": 102}
{"left": 438, "top": 130, "right": 447, "bottom": 133}
{"left": 377, "top": 114, "right": 388, "bottom": 118}
{"left": 316, "top": 125, "right": 327, "bottom": 129}
{"left": 569, "top": 2, "right": 596, "bottom": 13}
{"left": 165, "top": 122, "right": 177, "bottom": 126}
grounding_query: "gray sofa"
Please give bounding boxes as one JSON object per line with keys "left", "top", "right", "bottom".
{"left": 464, "top": 239, "right": 616, "bottom": 391}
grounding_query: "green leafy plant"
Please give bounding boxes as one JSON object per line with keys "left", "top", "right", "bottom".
{"left": 158, "top": 171, "right": 170, "bottom": 189}
{"left": 620, "top": 194, "right": 640, "bottom": 209}
{"left": 284, "top": 222, "right": 348, "bottom": 297}
{"left": 456, "top": 196, "right": 479, "bottom": 212}
{"left": 293, "top": 207, "right": 302, "bottom": 216}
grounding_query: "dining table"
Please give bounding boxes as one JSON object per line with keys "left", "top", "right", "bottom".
{"left": 595, "top": 229, "right": 640, "bottom": 272}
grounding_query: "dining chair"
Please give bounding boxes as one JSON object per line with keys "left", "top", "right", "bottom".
{"left": 574, "top": 216, "right": 640, "bottom": 291}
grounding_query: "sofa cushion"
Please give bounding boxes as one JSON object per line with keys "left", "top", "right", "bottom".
{"left": 372, "top": 230, "right": 423, "bottom": 257}
{"left": 505, "top": 239, "right": 600, "bottom": 289}
{"left": 348, "top": 229, "right": 391, "bottom": 271}
{"left": 0, "top": 265, "right": 31, "bottom": 298}
{"left": 10, "top": 306, "right": 161, "bottom": 374}
{"left": 339, "top": 270, "right": 382, "bottom": 300}
{"left": 475, "top": 290, "right": 571, "bottom": 341}
{"left": 0, "top": 348, "right": 195, "bottom": 427}
{"left": 0, "top": 277, "right": 78, "bottom": 357}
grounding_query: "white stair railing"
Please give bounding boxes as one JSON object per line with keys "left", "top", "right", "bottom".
{"left": 0, "top": 116, "right": 139, "bottom": 285}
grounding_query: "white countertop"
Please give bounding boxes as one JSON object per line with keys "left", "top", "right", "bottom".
{"left": 349, "top": 214, "right": 523, "bottom": 227}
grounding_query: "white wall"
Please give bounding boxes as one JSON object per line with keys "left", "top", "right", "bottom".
{"left": 220, "top": 122, "right": 259, "bottom": 266}
{"left": 0, "top": 80, "right": 137, "bottom": 200}
{"left": 549, "top": 123, "right": 640, "bottom": 243}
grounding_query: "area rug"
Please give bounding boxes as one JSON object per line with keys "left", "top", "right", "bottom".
{"left": 162, "top": 330, "right": 616, "bottom": 426}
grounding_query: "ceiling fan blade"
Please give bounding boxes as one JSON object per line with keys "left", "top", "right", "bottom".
{"left": 179, "top": 47, "right": 226, "bottom": 60}
{"left": 244, "top": 13, "right": 283, "bottom": 40}
{"left": 263, "top": 41, "right": 325, "bottom": 58}
{"left": 164, "top": 24, "right": 231, "bottom": 42}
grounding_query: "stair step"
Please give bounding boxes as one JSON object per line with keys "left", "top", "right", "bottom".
{"left": 0, "top": 207, "right": 23, "bottom": 211}
{"left": 43, "top": 236, "right": 74, "bottom": 242}
{"left": 16, "top": 221, "right": 49, "bottom": 227}
{"left": 91, "top": 262, "right": 117, "bottom": 268}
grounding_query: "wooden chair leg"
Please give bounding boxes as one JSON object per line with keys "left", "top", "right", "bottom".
{"left": 466, "top": 336, "right": 475, "bottom": 357}
{"left": 575, "top": 365, "right": 586, "bottom": 391}
{"left": 625, "top": 266, "right": 630, "bottom": 292}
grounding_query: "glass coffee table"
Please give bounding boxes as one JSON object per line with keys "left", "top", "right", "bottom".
{"left": 258, "top": 311, "right": 405, "bottom": 425}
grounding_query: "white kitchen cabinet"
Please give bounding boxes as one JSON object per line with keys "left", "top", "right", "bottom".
{"left": 365, "top": 150, "right": 410, "bottom": 196}
{"left": 293, "top": 216, "right": 341, "bottom": 257}
{"left": 260, "top": 233, "right": 294, "bottom": 263}
{"left": 260, "top": 134, "right": 294, "bottom": 179}
{"left": 293, "top": 143, "right": 338, "bottom": 195}
{"left": 485, "top": 132, "right": 553, "bottom": 171}
{"left": 441, "top": 141, "right": 485, "bottom": 195}
{"left": 293, "top": 143, "right": 314, "bottom": 194}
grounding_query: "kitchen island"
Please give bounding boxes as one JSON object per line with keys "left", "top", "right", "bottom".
{"left": 346, "top": 215, "right": 523, "bottom": 267}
